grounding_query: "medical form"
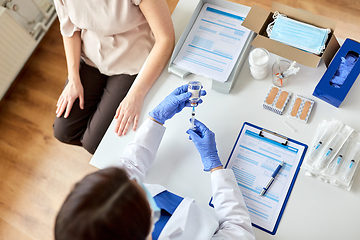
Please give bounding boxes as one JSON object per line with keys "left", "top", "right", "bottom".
{"left": 225, "top": 123, "right": 307, "bottom": 234}
{"left": 173, "top": 3, "right": 251, "bottom": 83}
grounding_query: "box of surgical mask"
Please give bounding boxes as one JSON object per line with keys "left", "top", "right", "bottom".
{"left": 313, "top": 38, "right": 360, "bottom": 107}
{"left": 242, "top": 2, "right": 340, "bottom": 68}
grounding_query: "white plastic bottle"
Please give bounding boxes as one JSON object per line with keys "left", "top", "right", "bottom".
{"left": 248, "top": 48, "right": 270, "bottom": 80}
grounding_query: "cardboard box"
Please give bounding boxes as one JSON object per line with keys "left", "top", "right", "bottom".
{"left": 242, "top": 2, "right": 340, "bottom": 68}
{"left": 313, "top": 38, "right": 360, "bottom": 107}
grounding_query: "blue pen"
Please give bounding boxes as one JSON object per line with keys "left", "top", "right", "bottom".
{"left": 260, "top": 161, "right": 284, "bottom": 196}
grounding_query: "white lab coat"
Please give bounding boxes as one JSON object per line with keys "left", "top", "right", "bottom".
{"left": 117, "top": 118, "right": 255, "bottom": 240}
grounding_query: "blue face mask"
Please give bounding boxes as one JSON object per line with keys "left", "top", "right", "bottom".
{"left": 266, "top": 11, "right": 331, "bottom": 55}
{"left": 131, "top": 176, "right": 161, "bottom": 236}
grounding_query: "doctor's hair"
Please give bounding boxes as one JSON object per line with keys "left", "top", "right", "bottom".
{"left": 54, "top": 167, "right": 151, "bottom": 240}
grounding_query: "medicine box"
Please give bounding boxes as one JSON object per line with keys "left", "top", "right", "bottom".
{"left": 313, "top": 38, "right": 360, "bottom": 107}
{"left": 241, "top": 2, "right": 340, "bottom": 68}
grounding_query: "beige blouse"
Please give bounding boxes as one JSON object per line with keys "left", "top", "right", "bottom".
{"left": 54, "top": 0, "right": 155, "bottom": 76}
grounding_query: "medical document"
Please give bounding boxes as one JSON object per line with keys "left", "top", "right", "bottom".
{"left": 173, "top": 3, "right": 251, "bottom": 82}
{"left": 226, "top": 123, "right": 306, "bottom": 234}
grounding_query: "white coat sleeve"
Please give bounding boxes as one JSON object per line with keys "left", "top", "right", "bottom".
{"left": 116, "top": 118, "right": 166, "bottom": 181}
{"left": 211, "top": 169, "right": 256, "bottom": 240}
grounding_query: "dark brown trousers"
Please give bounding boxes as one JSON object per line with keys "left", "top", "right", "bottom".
{"left": 53, "top": 61, "right": 136, "bottom": 154}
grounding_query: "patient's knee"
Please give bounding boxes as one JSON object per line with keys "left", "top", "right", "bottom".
{"left": 53, "top": 119, "right": 82, "bottom": 146}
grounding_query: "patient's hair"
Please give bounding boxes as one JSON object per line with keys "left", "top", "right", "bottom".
{"left": 55, "top": 167, "right": 151, "bottom": 240}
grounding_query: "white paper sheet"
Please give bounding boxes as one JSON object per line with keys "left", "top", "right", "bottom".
{"left": 226, "top": 124, "right": 306, "bottom": 233}
{"left": 173, "top": 3, "right": 251, "bottom": 82}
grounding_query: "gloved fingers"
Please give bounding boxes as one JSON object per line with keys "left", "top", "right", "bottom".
{"left": 200, "top": 89, "right": 207, "bottom": 97}
{"left": 191, "top": 119, "right": 211, "bottom": 136}
{"left": 171, "top": 91, "right": 192, "bottom": 105}
{"left": 187, "top": 119, "right": 203, "bottom": 136}
{"left": 171, "top": 84, "right": 188, "bottom": 96}
{"left": 186, "top": 128, "right": 201, "bottom": 141}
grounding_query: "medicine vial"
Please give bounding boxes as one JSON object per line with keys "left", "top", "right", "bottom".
{"left": 249, "top": 48, "right": 270, "bottom": 80}
{"left": 188, "top": 81, "right": 202, "bottom": 106}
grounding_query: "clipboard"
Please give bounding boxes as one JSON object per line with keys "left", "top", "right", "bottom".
{"left": 210, "top": 122, "right": 307, "bottom": 235}
{"left": 168, "top": 0, "right": 255, "bottom": 93}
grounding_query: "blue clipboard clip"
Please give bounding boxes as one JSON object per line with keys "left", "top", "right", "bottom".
{"left": 259, "top": 129, "right": 288, "bottom": 146}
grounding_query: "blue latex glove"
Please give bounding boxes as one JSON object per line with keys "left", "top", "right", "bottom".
{"left": 330, "top": 53, "right": 358, "bottom": 88}
{"left": 186, "top": 119, "right": 222, "bottom": 171}
{"left": 149, "top": 85, "right": 206, "bottom": 124}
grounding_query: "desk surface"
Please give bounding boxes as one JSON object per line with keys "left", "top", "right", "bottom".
{"left": 90, "top": 0, "right": 360, "bottom": 239}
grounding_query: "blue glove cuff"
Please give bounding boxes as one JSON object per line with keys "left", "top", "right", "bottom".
{"left": 202, "top": 155, "right": 222, "bottom": 172}
{"left": 149, "top": 111, "right": 165, "bottom": 124}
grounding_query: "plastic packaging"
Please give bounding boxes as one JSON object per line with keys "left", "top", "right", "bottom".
{"left": 326, "top": 138, "right": 352, "bottom": 177}
{"left": 305, "top": 119, "right": 343, "bottom": 166}
{"left": 337, "top": 141, "right": 360, "bottom": 188}
{"left": 303, "top": 118, "right": 359, "bottom": 191}
{"left": 313, "top": 126, "right": 353, "bottom": 172}
{"left": 263, "top": 86, "right": 292, "bottom": 115}
{"left": 287, "top": 94, "right": 315, "bottom": 123}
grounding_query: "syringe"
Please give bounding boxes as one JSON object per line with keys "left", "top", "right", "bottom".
{"left": 308, "top": 130, "right": 333, "bottom": 164}
{"left": 191, "top": 106, "right": 195, "bottom": 130}
{"left": 188, "top": 81, "right": 202, "bottom": 130}
{"left": 328, "top": 140, "right": 351, "bottom": 176}
{"left": 317, "top": 132, "right": 343, "bottom": 170}
{"left": 341, "top": 143, "right": 360, "bottom": 182}
{"left": 343, "top": 159, "right": 356, "bottom": 181}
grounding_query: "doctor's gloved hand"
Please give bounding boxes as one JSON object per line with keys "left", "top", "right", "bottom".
{"left": 149, "top": 84, "right": 206, "bottom": 124}
{"left": 186, "top": 119, "right": 223, "bottom": 172}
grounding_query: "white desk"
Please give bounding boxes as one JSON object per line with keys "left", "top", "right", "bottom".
{"left": 90, "top": 0, "right": 360, "bottom": 239}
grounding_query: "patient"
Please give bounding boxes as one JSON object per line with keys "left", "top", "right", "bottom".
{"left": 52, "top": 0, "right": 175, "bottom": 154}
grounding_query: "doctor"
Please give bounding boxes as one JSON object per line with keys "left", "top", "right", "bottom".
{"left": 54, "top": 85, "right": 255, "bottom": 240}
